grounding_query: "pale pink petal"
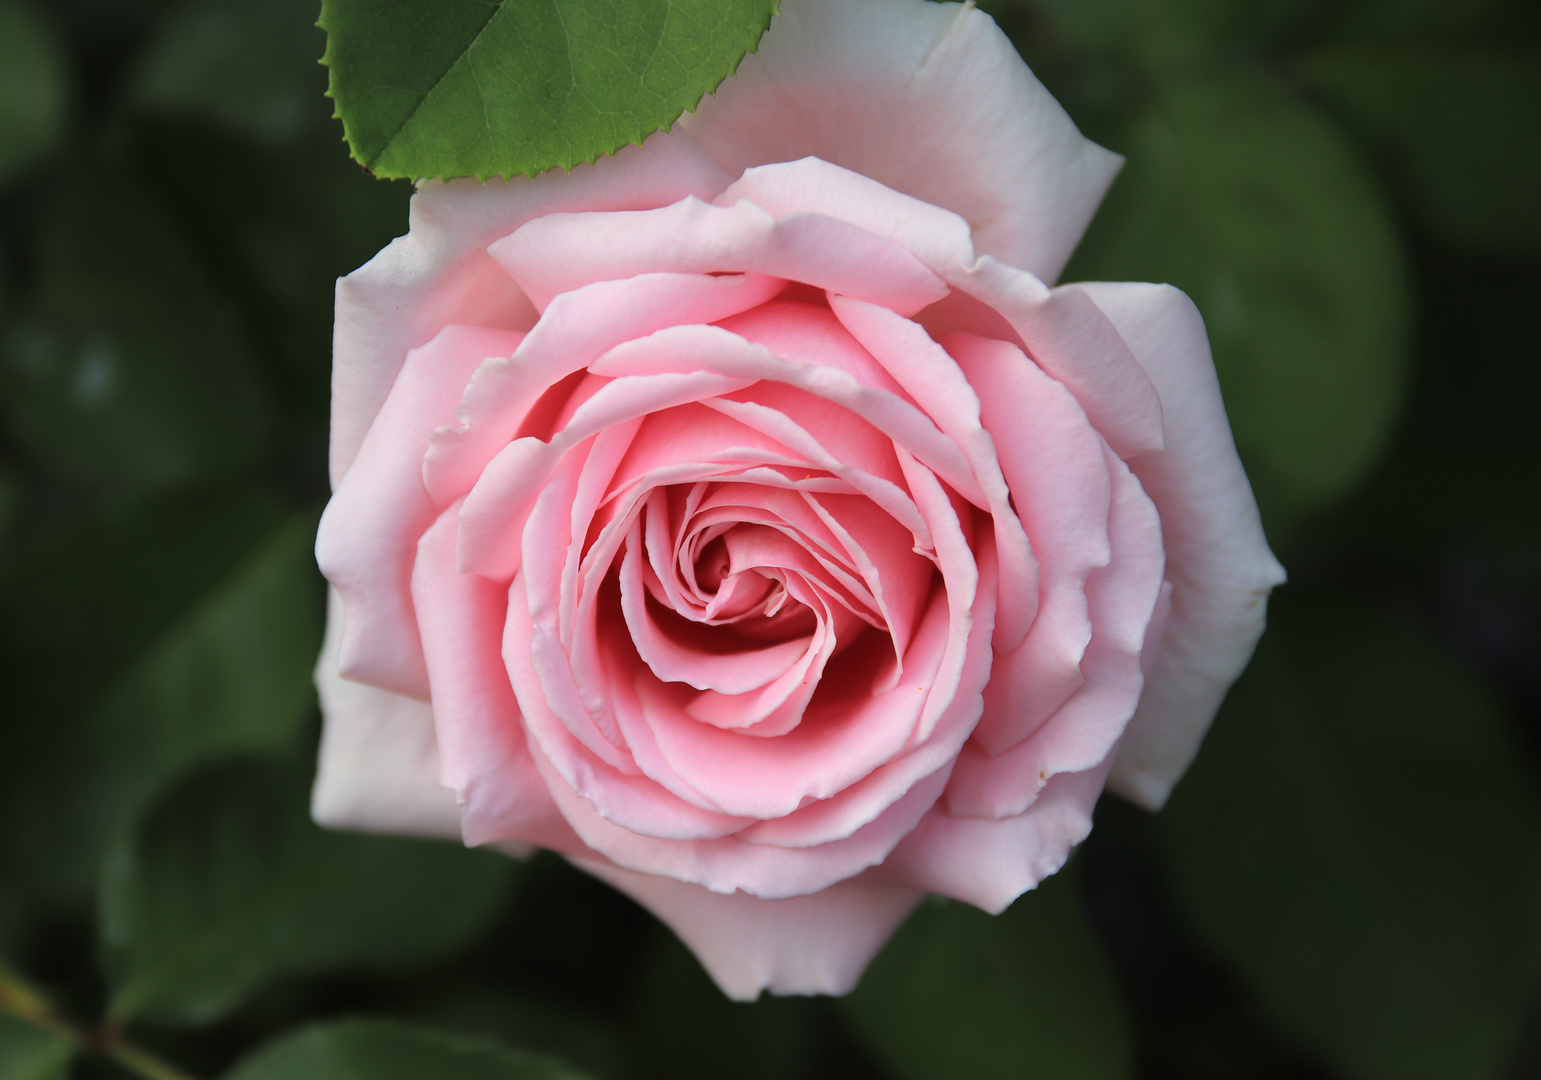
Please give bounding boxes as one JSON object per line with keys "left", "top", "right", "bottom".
{"left": 623, "top": 593, "right": 953, "bottom": 820}
{"left": 507, "top": 564, "right": 759, "bottom": 836}
{"left": 717, "top": 157, "right": 978, "bottom": 279}
{"left": 458, "top": 370, "right": 757, "bottom": 580}
{"left": 318, "top": 324, "right": 524, "bottom": 699}
{"left": 957, "top": 261, "right": 1167, "bottom": 459}
{"left": 945, "top": 452, "right": 1164, "bottom": 818}
{"left": 532, "top": 743, "right": 950, "bottom": 899}
{"left": 330, "top": 130, "right": 730, "bottom": 486}
{"left": 737, "top": 534, "right": 999, "bottom": 849}
{"left": 312, "top": 589, "right": 462, "bottom": 839}
{"left": 606, "top": 403, "right": 809, "bottom": 492}
{"left": 717, "top": 298, "right": 905, "bottom": 395}
{"left": 590, "top": 323, "right": 987, "bottom": 511}
{"left": 410, "top": 507, "right": 574, "bottom": 849}
{"left": 948, "top": 331, "right": 1110, "bottom": 753}
{"left": 425, "top": 272, "right": 783, "bottom": 507}
{"left": 682, "top": 0, "right": 1121, "bottom": 283}
{"left": 571, "top": 856, "right": 923, "bottom": 1000}
{"left": 489, "top": 198, "right": 947, "bottom": 315}
{"left": 882, "top": 759, "right": 1113, "bottom": 913}
{"left": 830, "top": 297, "right": 1037, "bottom": 649}
{"left": 1072, "top": 282, "right": 1286, "bottom": 808}
{"left": 620, "top": 531, "right": 825, "bottom": 704}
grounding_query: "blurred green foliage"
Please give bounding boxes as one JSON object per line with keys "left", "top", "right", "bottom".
{"left": 0, "top": 0, "right": 1536, "bottom": 1077}
{"left": 844, "top": 876, "right": 1133, "bottom": 1080}
{"left": 99, "top": 758, "right": 518, "bottom": 1026}
{"left": 223, "top": 1020, "right": 591, "bottom": 1080}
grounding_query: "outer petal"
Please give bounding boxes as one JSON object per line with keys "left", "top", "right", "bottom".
{"left": 330, "top": 130, "right": 730, "bottom": 486}
{"left": 412, "top": 507, "right": 573, "bottom": 850}
{"left": 311, "top": 589, "right": 462, "bottom": 839}
{"left": 318, "top": 324, "right": 525, "bottom": 700}
{"left": 682, "top": 0, "right": 1121, "bottom": 283}
{"left": 880, "top": 758, "right": 1113, "bottom": 913}
{"left": 1073, "top": 282, "right": 1286, "bottom": 808}
{"left": 573, "top": 855, "right": 922, "bottom": 1000}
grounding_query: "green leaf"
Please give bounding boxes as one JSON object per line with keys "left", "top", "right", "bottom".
{"left": 101, "top": 758, "right": 519, "bottom": 1025}
{"left": 0, "top": 1012, "right": 73, "bottom": 1080}
{"left": 226, "top": 1019, "right": 590, "bottom": 1080}
{"left": 0, "top": 167, "right": 269, "bottom": 494}
{"left": 408, "top": 986, "right": 621, "bottom": 1080}
{"left": 843, "top": 873, "right": 1133, "bottom": 1080}
{"left": 129, "top": 0, "right": 331, "bottom": 145}
{"left": 1064, "top": 72, "right": 1410, "bottom": 528}
{"left": 319, "top": 0, "right": 779, "bottom": 181}
{"left": 1301, "top": 47, "right": 1541, "bottom": 253}
{"left": 1159, "top": 596, "right": 1541, "bottom": 1080}
{"left": 0, "top": 495, "right": 314, "bottom": 899}
{"left": 0, "top": 2, "right": 67, "bottom": 190}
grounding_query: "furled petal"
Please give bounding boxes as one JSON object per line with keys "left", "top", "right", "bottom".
{"left": 532, "top": 739, "right": 952, "bottom": 899}
{"left": 312, "top": 589, "right": 462, "bottom": 839}
{"left": 682, "top": 0, "right": 1121, "bottom": 283}
{"left": 956, "top": 261, "right": 1167, "bottom": 459}
{"left": 831, "top": 298, "right": 1036, "bottom": 649}
{"left": 949, "top": 331, "right": 1111, "bottom": 753}
{"left": 1072, "top": 282, "right": 1286, "bottom": 808}
{"left": 572, "top": 856, "right": 923, "bottom": 1000}
{"left": 717, "top": 157, "right": 978, "bottom": 280}
{"left": 944, "top": 450, "right": 1164, "bottom": 818}
{"left": 318, "top": 324, "right": 524, "bottom": 700}
{"left": 411, "top": 507, "right": 574, "bottom": 849}
{"left": 427, "top": 272, "right": 782, "bottom": 509}
{"left": 489, "top": 197, "right": 947, "bottom": 315}
{"left": 330, "top": 129, "right": 729, "bottom": 485}
{"left": 881, "top": 759, "right": 1113, "bottom": 913}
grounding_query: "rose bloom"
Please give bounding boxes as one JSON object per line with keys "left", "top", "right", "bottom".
{"left": 312, "top": 0, "right": 1284, "bottom": 998}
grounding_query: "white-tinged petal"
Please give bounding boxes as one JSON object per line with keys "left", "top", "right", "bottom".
{"left": 329, "top": 130, "right": 730, "bottom": 487}
{"left": 1073, "top": 282, "right": 1286, "bottom": 809}
{"left": 311, "top": 589, "right": 462, "bottom": 838}
{"left": 572, "top": 855, "right": 922, "bottom": 1000}
{"left": 683, "top": 0, "right": 1122, "bottom": 283}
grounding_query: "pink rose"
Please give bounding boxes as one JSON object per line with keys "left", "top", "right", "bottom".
{"left": 312, "top": 0, "right": 1284, "bottom": 999}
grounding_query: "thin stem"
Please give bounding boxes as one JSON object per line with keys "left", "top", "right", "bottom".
{"left": 106, "top": 1040, "right": 201, "bottom": 1080}
{"left": 0, "top": 961, "right": 75, "bottom": 1037}
{"left": 0, "top": 958, "right": 200, "bottom": 1080}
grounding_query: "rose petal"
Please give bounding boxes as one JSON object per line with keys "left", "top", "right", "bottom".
{"left": 532, "top": 740, "right": 951, "bottom": 899}
{"left": 426, "top": 272, "right": 783, "bottom": 508}
{"left": 717, "top": 157, "right": 979, "bottom": 280}
{"left": 682, "top": 0, "right": 1120, "bottom": 283}
{"left": 619, "top": 589, "right": 952, "bottom": 820}
{"left": 330, "top": 129, "right": 730, "bottom": 485}
{"left": 458, "top": 370, "right": 757, "bottom": 580}
{"left": 411, "top": 507, "right": 575, "bottom": 849}
{"left": 490, "top": 197, "right": 947, "bottom": 315}
{"left": 312, "top": 589, "right": 463, "bottom": 839}
{"left": 945, "top": 451, "right": 1164, "bottom": 818}
{"left": 957, "top": 262, "right": 1167, "bottom": 459}
{"left": 948, "top": 331, "right": 1111, "bottom": 754}
{"left": 318, "top": 324, "right": 524, "bottom": 699}
{"left": 571, "top": 855, "right": 923, "bottom": 1000}
{"left": 1072, "top": 282, "right": 1285, "bottom": 809}
{"left": 881, "top": 758, "right": 1113, "bottom": 913}
{"left": 831, "top": 298, "right": 1037, "bottom": 649}
{"left": 506, "top": 568, "right": 756, "bottom": 840}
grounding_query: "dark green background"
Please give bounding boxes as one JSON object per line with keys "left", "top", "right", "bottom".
{"left": 0, "top": 0, "right": 1537, "bottom": 1077}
